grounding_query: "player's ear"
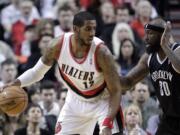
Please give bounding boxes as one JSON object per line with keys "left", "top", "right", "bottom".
{"left": 73, "top": 25, "right": 80, "bottom": 33}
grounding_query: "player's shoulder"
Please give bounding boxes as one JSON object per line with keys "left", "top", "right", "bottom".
{"left": 93, "top": 36, "right": 104, "bottom": 45}
{"left": 47, "top": 34, "right": 65, "bottom": 49}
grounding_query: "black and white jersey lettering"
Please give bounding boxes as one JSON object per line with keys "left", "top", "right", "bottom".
{"left": 148, "top": 43, "right": 180, "bottom": 117}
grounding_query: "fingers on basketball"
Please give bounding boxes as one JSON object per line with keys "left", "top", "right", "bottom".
{"left": 0, "top": 86, "right": 28, "bottom": 116}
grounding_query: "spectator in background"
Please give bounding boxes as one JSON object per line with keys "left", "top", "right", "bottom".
{"left": 19, "top": 25, "right": 36, "bottom": 64}
{"left": 146, "top": 112, "right": 161, "bottom": 135}
{"left": 100, "top": 1, "right": 115, "bottom": 25}
{"left": 54, "top": 4, "right": 74, "bottom": 37}
{"left": 3, "top": 115, "right": 23, "bottom": 135}
{"left": 11, "top": 0, "right": 39, "bottom": 55}
{"left": 0, "top": 41, "right": 16, "bottom": 64}
{"left": 130, "top": 0, "right": 152, "bottom": 39}
{"left": 39, "top": 80, "right": 60, "bottom": 134}
{"left": 124, "top": 104, "right": 147, "bottom": 135}
{"left": 27, "top": 83, "right": 41, "bottom": 104}
{"left": 58, "top": 88, "right": 67, "bottom": 111}
{"left": 39, "top": 0, "right": 56, "bottom": 19}
{"left": 36, "top": 19, "right": 54, "bottom": 37}
{"left": 0, "top": 59, "right": 17, "bottom": 86}
{"left": 100, "top": 5, "right": 132, "bottom": 52}
{"left": 14, "top": 103, "right": 51, "bottom": 135}
{"left": 1, "top": 0, "right": 39, "bottom": 41}
{"left": 39, "top": 80, "right": 59, "bottom": 117}
{"left": 115, "top": 5, "right": 131, "bottom": 24}
{"left": 131, "top": 80, "right": 160, "bottom": 129}
{"left": 112, "top": 22, "right": 134, "bottom": 58}
{"left": 100, "top": 4, "right": 144, "bottom": 56}
{"left": 56, "top": 0, "right": 79, "bottom": 14}
{"left": 130, "top": 0, "right": 158, "bottom": 19}
{"left": 117, "top": 38, "right": 139, "bottom": 76}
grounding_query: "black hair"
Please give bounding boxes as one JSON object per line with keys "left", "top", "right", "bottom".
{"left": 57, "top": 4, "right": 72, "bottom": 14}
{"left": 25, "top": 103, "right": 43, "bottom": 115}
{"left": 118, "top": 38, "right": 139, "bottom": 66}
{"left": 40, "top": 80, "right": 55, "bottom": 92}
{"left": 73, "top": 11, "right": 95, "bottom": 27}
{"left": 1, "top": 59, "right": 17, "bottom": 68}
{"left": 27, "top": 84, "right": 40, "bottom": 103}
{"left": 115, "top": 4, "right": 130, "bottom": 14}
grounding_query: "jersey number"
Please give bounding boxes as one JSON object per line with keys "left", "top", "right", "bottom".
{"left": 159, "top": 81, "right": 171, "bottom": 96}
{"left": 83, "top": 81, "right": 94, "bottom": 89}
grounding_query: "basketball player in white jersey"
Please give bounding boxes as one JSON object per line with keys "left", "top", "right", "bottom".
{"left": 1, "top": 12, "right": 124, "bottom": 135}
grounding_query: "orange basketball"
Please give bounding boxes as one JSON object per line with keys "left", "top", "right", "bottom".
{"left": 0, "top": 86, "right": 28, "bottom": 116}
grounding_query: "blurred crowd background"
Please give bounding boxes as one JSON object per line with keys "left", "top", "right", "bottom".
{"left": 0, "top": 0, "right": 180, "bottom": 135}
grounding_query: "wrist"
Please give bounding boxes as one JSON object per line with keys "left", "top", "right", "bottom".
{"left": 102, "top": 117, "right": 113, "bottom": 129}
{"left": 12, "top": 79, "right": 21, "bottom": 87}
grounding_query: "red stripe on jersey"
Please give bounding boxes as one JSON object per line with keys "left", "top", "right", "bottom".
{"left": 59, "top": 68, "right": 106, "bottom": 96}
{"left": 55, "top": 34, "right": 65, "bottom": 60}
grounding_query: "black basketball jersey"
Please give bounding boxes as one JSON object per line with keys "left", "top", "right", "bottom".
{"left": 148, "top": 43, "right": 180, "bottom": 117}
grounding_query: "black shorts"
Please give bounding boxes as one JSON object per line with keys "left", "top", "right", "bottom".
{"left": 156, "top": 115, "right": 180, "bottom": 135}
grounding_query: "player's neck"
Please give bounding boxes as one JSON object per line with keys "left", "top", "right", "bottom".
{"left": 71, "top": 35, "right": 90, "bottom": 58}
{"left": 157, "top": 49, "right": 166, "bottom": 61}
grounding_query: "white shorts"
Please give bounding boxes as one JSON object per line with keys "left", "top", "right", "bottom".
{"left": 55, "top": 91, "right": 124, "bottom": 135}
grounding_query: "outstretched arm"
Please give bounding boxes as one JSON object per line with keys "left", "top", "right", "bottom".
{"left": 120, "top": 53, "right": 149, "bottom": 91}
{"left": 160, "top": 21, "right": 180, "bottom": 73}
{"left": 7, "top": 37, "right": 61, "bottom": 87}
{"left": 97, "top": 45, "right": 122, "bottom": 127}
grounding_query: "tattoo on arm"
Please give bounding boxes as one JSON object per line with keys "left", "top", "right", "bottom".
{"left": 41, "top": 37, "right": 61, "bottom": 66}
{"left": 97, "top": 45, "right": 122, "bottom": 119}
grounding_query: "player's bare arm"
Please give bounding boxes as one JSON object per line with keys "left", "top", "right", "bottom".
{"left": 41, "top": 37, "right": 61, "bottom": 66}
{"left": 120, "top": 53, "right": 149, "bottom": 92}
{"left": 160, "top": 21, "right": 180, "bottom": 73}
{"left": 97, "top": 45, "right": 122, "bottom": 120}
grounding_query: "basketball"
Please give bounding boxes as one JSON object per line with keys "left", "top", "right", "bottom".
{"left": 0, "top": 86, "right": 28, "bottom": 116}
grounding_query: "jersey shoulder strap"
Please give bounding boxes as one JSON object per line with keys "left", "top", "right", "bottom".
{"left": 171, "top": 42, "right": 180, "bottom": 51}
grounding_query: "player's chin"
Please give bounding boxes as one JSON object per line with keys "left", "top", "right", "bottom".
{"left": 85, "top": 41, "right": 92, "bottom": 45}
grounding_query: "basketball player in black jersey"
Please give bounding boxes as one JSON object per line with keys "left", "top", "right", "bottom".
{"left": 120, "top": 17, "right": 180, "bottom": 135}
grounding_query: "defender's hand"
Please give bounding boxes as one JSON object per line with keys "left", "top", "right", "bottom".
{"left": 160, "top": 21, "right": 172, "bottom": 47}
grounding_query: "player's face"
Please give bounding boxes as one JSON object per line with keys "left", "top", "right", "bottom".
{"left": 144, "top": 29, "right": 162, "bottom": 54}
{"left": 78, "top": 20, "right": 96, "bottom": 45}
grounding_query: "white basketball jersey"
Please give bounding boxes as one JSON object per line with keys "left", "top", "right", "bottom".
{"left": 56, "top": 33, "right": 109, "bottom": 101}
